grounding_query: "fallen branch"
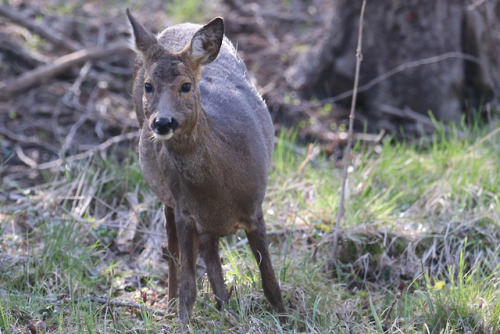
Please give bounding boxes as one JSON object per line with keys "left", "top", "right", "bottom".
{"left": 39, "top": 131, "right": 138, "bottom": 170}
{"left": 0, "top": 33, "right": 44, "bottom": 70}
{"left": 379, "top": 104, "right": 436, "bottom": 128}
{"left": 354, "top": 131, "right": 385, "bottom": 144}
{"left": 86, "top": 296, "right": 166, "bottom": 316}
{"left": 0, "top": 124, "right": 59, "bottom": 154}
{"left": 380, "top": 104, "right": 464, "bottom": 138}
{"left": 6, "top": 132, "right": 139, "bottom": 179}
{"left": 0, "top": 42, "right": 131, "bottom": 100}
{"left": 0, "top": 5, "right": 80, "bottom": 52}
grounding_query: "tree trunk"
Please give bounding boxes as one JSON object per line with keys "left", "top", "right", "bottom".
{"left": 286, "top": 0, "right": 500, "bottom": 134}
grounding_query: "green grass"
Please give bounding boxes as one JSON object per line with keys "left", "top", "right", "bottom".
{"left": 1, "top": 123, "right": 500, "bottom": 332}
{"left": 417, "top": 248, "right": 500, "bottom": 333}
{"left": 166, "top": 0, "right": 216, "bottom": 24}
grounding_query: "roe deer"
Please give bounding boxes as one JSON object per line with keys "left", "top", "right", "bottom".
{"left": 126, "top": 9, "right": 286, "bottom": 324}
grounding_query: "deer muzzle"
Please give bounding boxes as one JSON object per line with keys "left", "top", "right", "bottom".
{"left": 152, "top": 117, "right": 179, "bottom": 140}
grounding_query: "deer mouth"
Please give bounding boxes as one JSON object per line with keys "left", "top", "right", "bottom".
{"left": 151, "top": 117, "right": 179, "bottom": 140}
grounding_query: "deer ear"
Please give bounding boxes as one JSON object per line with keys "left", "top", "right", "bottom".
{"left": 126, "top": 8, "right": 158, "bottom": 59}
{"left": 186, "top": 17, "right": 224, "bottom": 66}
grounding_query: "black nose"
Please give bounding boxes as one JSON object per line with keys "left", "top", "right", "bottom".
{"left": 152, "top": 117, "right": 179, "bottom": 135}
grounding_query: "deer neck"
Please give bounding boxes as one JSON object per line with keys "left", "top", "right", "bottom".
{"left": 163, "top": 109, "right": 213, "bottom": 184}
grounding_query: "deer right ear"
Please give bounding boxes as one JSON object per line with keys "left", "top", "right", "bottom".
{"left": 126, "top": 8, "right": 158, "bottom": 59}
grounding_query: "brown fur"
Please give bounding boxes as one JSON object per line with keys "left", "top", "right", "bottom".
{"left": 126, "top": 9, "right": 286, "bottom": 324}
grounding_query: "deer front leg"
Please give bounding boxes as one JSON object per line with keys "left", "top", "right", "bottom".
{"left": 176, "top": 213, "right": 199, "bottom": 324}
{"left": 246, "top": 212, "right": 286, "bottom": 322}
{"left": 199, "top": 233, "right": 228, "bottom": 310}
{"left": 161, "top": 206, "right": 179, "bottom": 309}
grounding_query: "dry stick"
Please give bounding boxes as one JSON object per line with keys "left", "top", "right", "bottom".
{"left": 12, "top": 294, "right": 167, "bottom": 317}
{"left": 382, "top": 292, "right": 401, "bottom": 329}
{"left": 59, "top": 61, "right": 94, "bottom": 156}
{"left": 39, "top": 132, "right": 139, "bottom": 170}
{"left": 0, "top": 42, "right": 130, "bottom": 100}
{"left": 467, "top": 126, "right": 500, "bottom": 152}
{"left": 0, "top": 5, "right": 80, "bottom": 52}
{"left": 330, "top": 0, "right": 367, "bottom": 264}
{"left": 379, "top": 104, "right": 464, "bottom": 138}
{"left": 379, "top": 104, "right": 437, "bottom": 128}
{"left": 0, "top": 124, "right": 59, "bottom": 154}
{"left": 318, "top": 52, "right": 482, "bottom": 106}
{"left": 89, "top": 296, "right": 165, "bottom": 315}
{"left": 6, "top": 132, "right": 139, "bottom": 179}
{"left": 467, "top": 0, "right": 489, "bottom": 11}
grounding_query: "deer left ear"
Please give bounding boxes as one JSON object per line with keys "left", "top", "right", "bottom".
{"left": 186, "top": 17, "right": 224, "bottom": 66}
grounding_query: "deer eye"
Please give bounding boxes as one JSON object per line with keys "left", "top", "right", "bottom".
{"left": 181, "top": 82, "right": 191, "bottom": 93}
{"left": 144, "top": 82, "right": 154, "bottom": 93}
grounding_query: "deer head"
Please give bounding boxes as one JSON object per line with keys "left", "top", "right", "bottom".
{"left": 126, "top": 9, "right": 224, "bottom": 141}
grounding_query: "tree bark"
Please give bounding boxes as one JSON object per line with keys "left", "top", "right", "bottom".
{"left": 287, "top": 0, "right": 500, "bottom": 133}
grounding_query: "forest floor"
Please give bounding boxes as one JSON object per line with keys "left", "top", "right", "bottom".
{"left": 1, "top": 0, "right": 500, "bottom": 333}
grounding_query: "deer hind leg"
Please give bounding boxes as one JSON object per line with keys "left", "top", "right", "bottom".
{"left": 199, "top": 233, "right": 228, "bottom": 310}
{"left": 161, "top": 206, "right": 179, "bottom": 309}
{"left": 176, "top": 213, "right": 199, "bottom": 324}
{"left": 246, "top": 212, "right": 286, "bottom": 321}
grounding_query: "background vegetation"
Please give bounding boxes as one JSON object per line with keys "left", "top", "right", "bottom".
{"left": 1, "top": 0, "right": 499, "bottom": 333}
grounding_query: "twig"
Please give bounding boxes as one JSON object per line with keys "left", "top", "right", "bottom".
{"left": 354, "top": 131, "right": 385, "bottom": 144}
{"left": 6, "top": 132, "right": 139, "bottom": 177}
{"left": 40, "top": 132, "right": 139, "bottom": 169}
{"left": 89, "top": 296, "right": 167, "bottom": 317}
{"left": 0, "top": 124, "right": 59, "bottom": 154}
{"left": 382, "top": 292, "right": 401, "bottom": 330}
{"left": 15, "top": 146, "right": 37, "bottom": 168}
{"left": 63, "top": 61, "right": 93, "bottom": 104}
{"left": 59, "top": 61, "right": 94, "bottom": 156}
{"left": 298, "top": 143, "right": 316, "bottom": 173}
{"left": 467, "top": 0, "right": 489, "bottom": 11}
{"left": 330, "top": 0, "right": 367, "bottom": 265}
{"left": 318, "top": 52, "right": 482, "bottom": 106}
{"left": 379, "top": 104, "right": 464, "bottom": 137}
{"left": 223, "top": 0, "right": 279, "bottom": 47}
{"left": 59, "top": 113, "right": 89, "bottom": 157}
{"left": 0, "top": 32, "right": 45, "bottom": 69}
{"left": 10, "top": 294, "right": 166, "bottom": 317}
{"left": 0, "top": 5, "right": 80, "bottom": 52}
{"left": 248, "top": 3, "right": 279, "bottom": 47}
{"left": 466, "top": 126, "right": 500, "bottom": 152}
{"left": 0, "top": 42, "right": 131, "bottom": 100}
{"left": 379, "top": 104, "right": 436, "bottom": 128}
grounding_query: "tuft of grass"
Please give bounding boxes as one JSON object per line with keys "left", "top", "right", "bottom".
{"left": 418, "top": 247, "right": 500, "bottom": 333}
